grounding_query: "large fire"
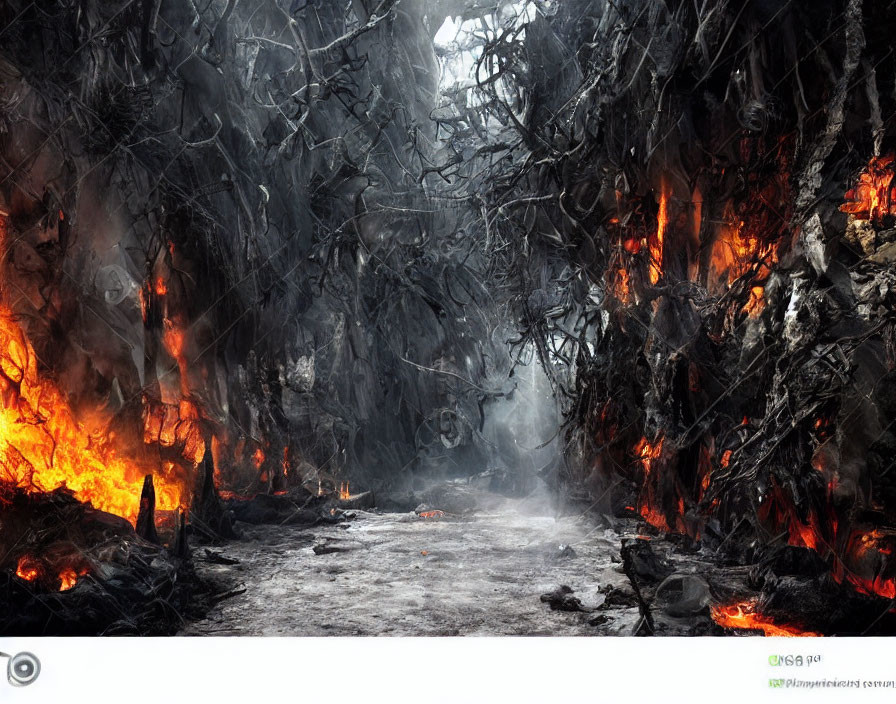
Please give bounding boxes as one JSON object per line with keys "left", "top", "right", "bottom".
{"left": 710, "top": 599, "right": 820, "bottom": 637}
{"left": 0, "top": 217, "right": 185, "bottom": 523}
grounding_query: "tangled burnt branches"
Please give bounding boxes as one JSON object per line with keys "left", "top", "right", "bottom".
{"left": 473, "top": 0, "right": 896, "bottom": 593}
{"left": 0, "top": 0, "right": 519, "bottom": 499}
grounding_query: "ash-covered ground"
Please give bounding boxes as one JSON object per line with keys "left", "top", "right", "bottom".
{"left": 182, "top": 490, "right": 642, "bottom": 636}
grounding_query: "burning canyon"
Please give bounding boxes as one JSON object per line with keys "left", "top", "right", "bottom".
{"left": 3, "top": 0, "right": 896, "bottom": 637}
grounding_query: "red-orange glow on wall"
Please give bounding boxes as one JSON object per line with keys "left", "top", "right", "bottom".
{"left": 834, "top": 529, "right": 896, "bottom": 600}
{"left": 635, "top": 435, "right": 680, "bottom": 531}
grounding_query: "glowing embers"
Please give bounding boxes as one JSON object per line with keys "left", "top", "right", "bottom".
{"left": 710, "top": 599, "right": 820, "bottom": 637}
{"left": 15, "top": 555, "right": 89, "bottom": 592}
{"left": 840, "top": 154, "right": 895, "bottom": 221}
{"left": 758, "top": 481, "right": 896, "bottom": 600}
{"left": 161, "top": 316, "right": 191, "bottom": 398}
{"left": 15, "top": 556, "right": 39, "bottom": 582}
{"left": 280, "top": 446, "right": 291, "bottom": 482}
{"left": 418, "top": 510, "right": 445, "bottom": 519}
{"left": 610, "top": 268, "right": 632, "bottom": 305}
{"left": 338, "top": 481, "right": 350, "bottom": 500}
{"left": 635, "top": 436, "right": 664, "bottom": 469}
{"left": 709, "top": 204, "right": 779, "bottom": 288}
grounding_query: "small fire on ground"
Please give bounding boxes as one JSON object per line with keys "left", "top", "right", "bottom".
{"left": 710, "top": 599, "right": 820, "bottom": 637}
{"left": 16, "top": 555, "right": 88, "bottom": 592}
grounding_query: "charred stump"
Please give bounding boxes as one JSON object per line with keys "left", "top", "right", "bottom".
{"left": 191, "top": 451, "right": 237, "bottom": 541}
{"left": 173, "top": 507, "right": 190, "bottom": 560}
{"left": 135, "top": 474, "right": 160, "bottom": 545}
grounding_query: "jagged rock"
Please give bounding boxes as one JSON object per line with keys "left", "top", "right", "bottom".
{"left": 540, "top": 585, "right": 587, "bottom": 612}
{"left": 135, "top": 475, "right": 160, "bottom": 545}
{"left": 654, "top": 574, "right": 711, "bottom": 617}
{"left": 868, "top": 240, "right": 896, "bottom": 264}
{"left": 554, "top": 544, "right": 578, "bottom": 561}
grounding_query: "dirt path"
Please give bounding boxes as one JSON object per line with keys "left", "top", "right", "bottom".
{"left": 181, "top": 497, "right": 641, "bottom": 636}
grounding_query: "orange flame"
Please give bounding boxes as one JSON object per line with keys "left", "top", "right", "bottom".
{"left": 15, "top": 556, "right": 40, "bottom": 582}
{"left": 281, "top": 446, "right": 290, "bottom": 478}
{"left": 0, "top": 217, "right": 185, "bottom": 523}
{"left": 743, "top": 285, "right": 765, "bottom": 318}
{"left": 418, "top": 510, "right": 444, "bottom": 519}
{"left": 648, "top": 188, "right": 668, "bottom": 285}
{"left": 635, "top": 436, "right": 664, "bottom": 466}
{"left": 58, "top": 567, "right": 87, "bottom": 591}
{"left": 711, "top": 599, "right": 820, "bottom": 637}
{"left": 339, "top": 481, "right": 350, "bottom": 500}
{"left": 760, "top": 480, "right": 896, "bottom": 600}
{"left": 710, "top": 208, "right": 779, "bottom": 286}
{"left": 0, "top": 306, "right": 185, "bottom": 522}
{"left": 840, "top": 154, "right": 895, "bottom": 220}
